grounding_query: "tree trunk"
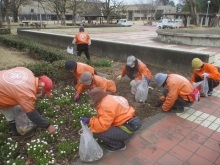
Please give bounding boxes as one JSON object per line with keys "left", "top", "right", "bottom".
{"left": 106, "top": 15, "right": 110, "bottom": 23}
{"left": 60, "top": 12, "right": 65, "bottom": 25}
{"left": 187, "top": 0, "right": 198, "bottom": 26}
{"left": 6, "top": 7, "right": 11, "bottom": 28}
{"left": 13, "top": 9, "right": 18, "bottom": 22}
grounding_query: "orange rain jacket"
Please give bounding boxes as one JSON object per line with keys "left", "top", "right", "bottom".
{"left": 0, "top": 67, "right": 38, "bottom": 113}
{"left": 77, "top": 75, "right": 116, "bottom": 94}
{"left": 73, "top": 63, "right": 95, "bottom": 91}
{"left": 160, "top": 74, "right": 194, "bottom": 111}
{"left": 74, "top": 32, "right": 90, "bottom": 45}
{"left": 119, "top": 60, "right": 152, "bottom": 81}
{"left": 191, "top": 63, "right": 220, "bottom": 82}
{"left": 89, "top": 95, "right": 135, "bottom": 133}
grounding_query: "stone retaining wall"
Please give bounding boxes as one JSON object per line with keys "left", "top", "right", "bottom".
{"left": 17, "top": 29, "right": 213, "bottom": 72}
{"left": 157, "top": 30, "right": 220, "bottom": 47}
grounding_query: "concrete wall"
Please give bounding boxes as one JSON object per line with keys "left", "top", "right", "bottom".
{"left": 157, "top": 30, "right": 220, "bottom": 47}
{"left": 17, "top": 30, "right": 212, "bottom": 72}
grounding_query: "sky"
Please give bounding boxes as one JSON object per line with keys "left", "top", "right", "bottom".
{"left": 126, "top": 0, "right": 179, "bottom": 5}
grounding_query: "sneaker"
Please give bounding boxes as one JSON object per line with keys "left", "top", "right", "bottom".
{"left": 105, "top": 143, "right": 126, "bottom": 152}
{"left": 170, "top": 107, "right": 184, "bottom": 113}
{"left": 208, "top": 91, "right": 213, "bottom": 96}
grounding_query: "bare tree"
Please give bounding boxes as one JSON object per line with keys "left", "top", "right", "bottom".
{"left": 10, "top": 0, "right": 30, "bottom": 22}
{"left": 67, "top": 0, "right": 84, "bottom": 25}
{"left": 185, "top": 0, "right": 198, "bottom": 25}
{"left": 1, "top": 0, "right": 11, "bottom": 27}
{"left": 101, "top": 0, "right": 125, "bottom": 23}
{"left": 41, "top": 0, "right": 68, "bottom": 25}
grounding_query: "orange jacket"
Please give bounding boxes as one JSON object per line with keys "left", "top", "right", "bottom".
{"left": 191, "top": 63, "right": 220, "bottom": 82}
{"left": 74, "top": 32, "right": 90, "bottom": 45}
{"left": 73, "top": 63, "right": 95, "bottom": 91}
{"left": 119, "top": 60, "right": 152, "bottom": 81}
{"left": 0, "top": 67, "right": 38, "bottom": 112}
{"left": 77, "top": 75, "right": 116, "bottom": 94}
{"left": 89, "top": 95, "right": 135, "bottom": 133}
{"left": 161, "top": 74, "right": 194, "bottom": 111}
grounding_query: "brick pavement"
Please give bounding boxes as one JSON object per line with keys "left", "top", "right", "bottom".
{"left": 72, "top": 25, "right": 220, "bottom": 165}
{"left": 76, "top": 89, "right": 220, "bottom": 165}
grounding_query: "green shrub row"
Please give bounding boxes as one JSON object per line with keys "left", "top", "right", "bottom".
{"left": 0, "top": 35, "right": 113, "bottom": 82}
{"left": 0, "top": 28, "right": 10, "bottom": 34}
{"left": 0, "top": 35, "right": 67, "bottom": 62}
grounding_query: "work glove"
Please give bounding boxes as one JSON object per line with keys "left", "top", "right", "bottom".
{"left": 202, "top": 73, "right": 210, "bottom": 78}
{"left": 145, "top": 77, "right": 151, "bottom": 84}
{"left": 117, "top": 75, "right": 122, "bottom": 80}
{"left": 81, "top": 117, "right": 90, "bottom": 124}
{"left": 130, "top": 80, "right": 136, "bottom": 87}
{"left": 74, "top": 93, "right": 80, "bottom": 101}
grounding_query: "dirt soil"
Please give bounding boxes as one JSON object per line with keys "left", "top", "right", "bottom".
{"left": 0, "top": 43, "right": 38, "bottom": 68}
{"left": 0, "top": 44, "right": 192, "bottom": 121}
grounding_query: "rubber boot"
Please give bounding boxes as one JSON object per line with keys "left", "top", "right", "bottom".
{"left": 8, "top": 120, "right": 21, "bottom": 140}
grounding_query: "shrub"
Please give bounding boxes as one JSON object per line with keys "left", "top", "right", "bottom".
{"left": 0, "top": 35, "right": 67, "bottom": 62}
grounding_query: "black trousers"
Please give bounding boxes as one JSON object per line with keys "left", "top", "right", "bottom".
{"left": 163, "top": 88, "right": 193, "bottom": 109}
{"left": 77, "top": 44, "right": 90, "bottom": 60}
{"left": 94, "top": 126, "right": 132, "bottom": 149}
{"left": 195, "top": 75, "right": 219, "bottom": 92}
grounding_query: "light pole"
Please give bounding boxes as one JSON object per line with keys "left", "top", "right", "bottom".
{"left": 206, "top": 1, "right": 210, "bottom": 25}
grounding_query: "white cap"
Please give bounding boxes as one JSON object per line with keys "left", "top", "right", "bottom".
{"left": 127, "top": 55, "right": 136, "bottom": 67}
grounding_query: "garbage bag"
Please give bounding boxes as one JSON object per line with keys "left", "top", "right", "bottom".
{"left": 193, "top": 77, "right": 209, "bottom": 97}
{"left": 67, "top": 46, "right": 74, "bottom": 55}
{"left": 131, "top": 80, "right": 141, "bottom": 95}
{"left": 14, "top": 106, "right": 35, "bottom": 135}
{"left": 79, "top": 121, "right": 103, "bottom": 162}
{"left": 135, "top": 79, "right": 149, "bottom": 103}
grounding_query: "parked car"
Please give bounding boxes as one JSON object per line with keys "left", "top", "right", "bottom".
{"left": 156, "top": 18, "right": 184, "bottom": 29}
{"left": 117, "top": 19, "right": 133, "bottom": 27}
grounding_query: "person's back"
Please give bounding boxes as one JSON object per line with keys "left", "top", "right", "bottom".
{"left": 93, "top": 75, "right": 116, "bottom": 94}
{"left": 155, "top": 73, "right": 194, "bottom": 112}
{"left": 72, "top": 26, "right": 91, "bottom": 60}
{"left": 0, "top": 67, "right": 37, "bottom": 112}
{"left": 74, "top": 62, "right": 95, "bottom": 81}
{"left": 75, "top": 31, "right": 90, "bottom": 45}
{"left": 78, "top": 72, "right": 116, "bottom": 95}
{"left": 81, "top": 87, "right": 140, "bottom": 152}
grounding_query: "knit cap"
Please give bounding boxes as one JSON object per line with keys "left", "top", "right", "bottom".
{"left": 80, "top": 72, "right": 93, "bottom": 85}
{"left": 192, "top": 58, "right": 203, "bottom": 69}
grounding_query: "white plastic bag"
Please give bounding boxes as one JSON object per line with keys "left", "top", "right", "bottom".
{"left": 135, "top": 79, "right": 149, "bottom": 102}
{"left": 67, "top": 46, "right": 74, "bottom": 54}
{"left": 14, "top": 106, "right": 35, "bottom": 135}
{"left": 131, "top": 80, "right": 141, "bottom": 95}
{"left": 193, "top": 77, "right": 209, "bottom": 97}
{"left": 79, "top": 121, "right": 103, "bottom": 162}
{"left": 201, "top": 77, "right": 209, "bottom": 97}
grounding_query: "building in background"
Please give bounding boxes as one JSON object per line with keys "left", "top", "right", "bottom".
{"left": 18, "top": 1, "right": 176, "bottom": 22}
